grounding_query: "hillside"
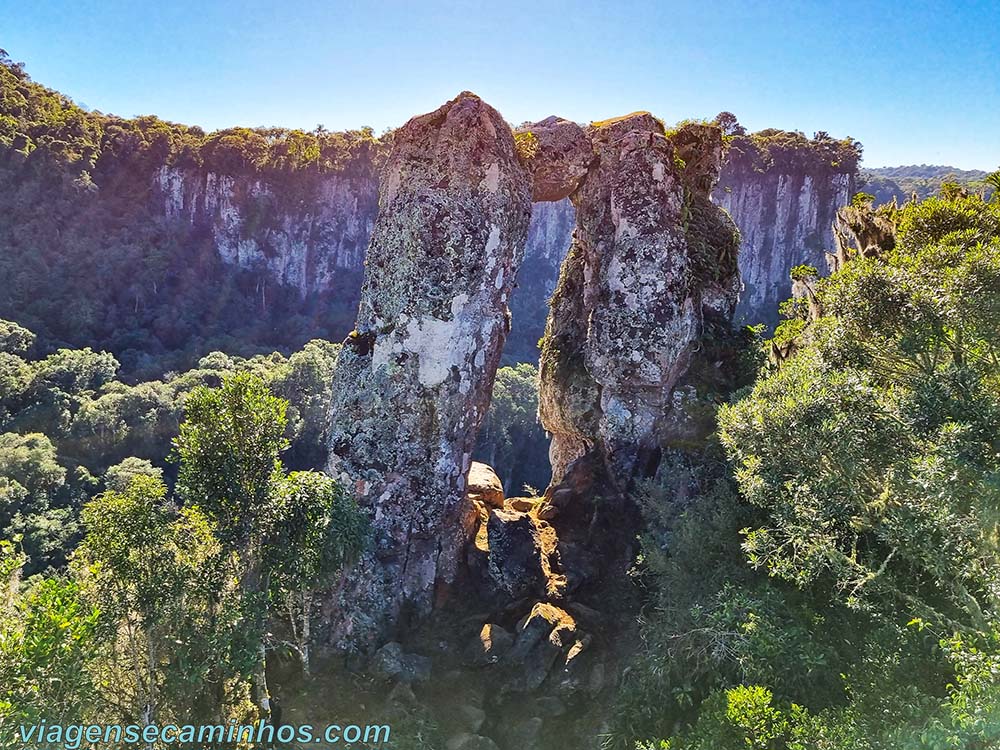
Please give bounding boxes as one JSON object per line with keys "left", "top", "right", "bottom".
{"left": 862, "top": 163, "right": 995, "bottom": 204}
{"left": 0, "top": 55, "right": 866, "bottom": 378}
{"left": 0, "top": 50, "right": 382, "bottom": 379}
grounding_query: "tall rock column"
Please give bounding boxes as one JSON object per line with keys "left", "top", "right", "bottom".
{"left": 325, "top": 92, "right": 532, "bottom": 649}
{"left": 538, "top": 117, "right": 740, "bottom": 485}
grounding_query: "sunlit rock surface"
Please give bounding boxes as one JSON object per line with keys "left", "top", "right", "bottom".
{"left": 538, "top": 118, "right": 740, "bottom": 485}
{"left": 324, "top": 92, "right": 532, "bottom": 649}
{"left": 714, "top": 139, "right": 857, "bottom": 325}
{"left": 515, "top": 117, "right": 593, "bottom": 203}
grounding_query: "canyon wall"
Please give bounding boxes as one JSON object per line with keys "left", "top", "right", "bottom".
{"left": 713, "top": 131, "right": 859, "bottom": 324}
{"left": 151, "top": 163, "right": 379, "bottom": 297}
{"left": 149, "top": 130, "right": 858, "bottom": 341}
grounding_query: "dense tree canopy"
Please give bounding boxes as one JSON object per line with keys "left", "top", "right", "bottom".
{"left": 616, "top": 191, "right": 1000, "bottom": 749}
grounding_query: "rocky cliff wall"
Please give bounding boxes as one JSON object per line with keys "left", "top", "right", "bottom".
{"left": 713, "top": 131, "right": 859, "bottom": 324}
{"left": 152, "top": 164, "right": 379, "bottom": 296}
{"left": 145, "top": 129, "right": 859, "bottom": 350}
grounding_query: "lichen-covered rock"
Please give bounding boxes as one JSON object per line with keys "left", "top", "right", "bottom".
{"left": 325, "top": 92, "right": 532, "bottom": 650}
{"left": 515, "top": 117, "right": 593, "bottom": 202}
{"left": 829, "top": 201, "right": 896, "bottom": 272}
{"left": 538, "top": 116, "right": 740, "bottom": 485}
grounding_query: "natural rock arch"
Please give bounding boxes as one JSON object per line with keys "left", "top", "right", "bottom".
{"left": 324, "top": 95, "right": 739, "bottom": 650}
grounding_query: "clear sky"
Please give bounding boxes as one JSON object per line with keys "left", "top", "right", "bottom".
{"left": 3, "top": 0, "right": 998, "bottom": 169}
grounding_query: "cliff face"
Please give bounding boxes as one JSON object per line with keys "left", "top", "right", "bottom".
{"left": 0, "top": 49, "right": 861, "bottom": 370}
{"left": 148, "top": 164, "right": 573, "bottom": 362}
{"left": 152, "top": 164, "right": 379, "bottom": 296}
{"left": 713, "top": 131, "right": 860, "bottom": 324}
{"left": 140, "top": 128, "right": 858, "bottom": 352}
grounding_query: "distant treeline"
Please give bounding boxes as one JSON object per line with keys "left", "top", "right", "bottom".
{"left": 862, "top": 163, "right": 995, "bottom": 205}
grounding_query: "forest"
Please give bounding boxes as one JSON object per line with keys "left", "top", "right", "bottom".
{"left": 3, "top": 44, "right": 1000, "bottom": 750}
{"left": 0, "top": 50, "right": 381, "bottom": 380}
{"left": 4, "top": 184, "right": 1000, "bottom": 749}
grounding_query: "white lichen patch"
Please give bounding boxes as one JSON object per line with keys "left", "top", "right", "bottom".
{"left": 484, "top": 162, "right": 501, "bottom": 193}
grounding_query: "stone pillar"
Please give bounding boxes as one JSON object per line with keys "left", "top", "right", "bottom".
{"left": 538, "top": 116, "right": 740, "bottom": 486}
{"left": 326, "top": 92, "right": 532, "bottom": 649}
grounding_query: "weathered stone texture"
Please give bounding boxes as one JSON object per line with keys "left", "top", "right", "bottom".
{"left": 153, "top": 161, "right": 378, "bottom": 296}
{"left": 325, "top": 92, "right": 532, "bottom": 649}
{"left": 515, "top": 117, "right": 593, "bottom": 203}
{"left": 539, "top": 117, "right": 740, "bottom": 485}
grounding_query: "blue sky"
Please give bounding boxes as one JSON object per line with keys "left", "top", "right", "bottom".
{"left": 3, "top": 0, "right": 998, "bottom": 169}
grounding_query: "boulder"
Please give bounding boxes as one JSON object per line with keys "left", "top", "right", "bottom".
{"left": 455, "top": 704, "right": 487, "bottom": 733}
{"left": 534, "top": 695, "right": 567, "bottom": 717}
{"left": 516, "top": 116, "right": 593, "bottom": 202}
{"left": 467, "top": 461, "right": 505, "bottom": 510}
{"left": 370, "top": 642, "right": 432, "bottom": 684}
{"left": 467, "top": 622, "right": 515, "bottom": 667}
{"left": 486, "top": 509, "right": 546, "bottom": 599}
{"left": 499, "top": 717, "right": 544, "bottom": 750}
{"left": 505, "top": 497, "right": 539, "bottom": 513}
{"left": 503, "top": 603, "right": 580, "bottom": 692}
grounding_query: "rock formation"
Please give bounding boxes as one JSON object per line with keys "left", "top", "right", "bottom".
{"left": 153, "top": 155, "right": 379, "bottom": 297}
{"left": 713, "top": 131, "right": 859, "bottom": 324}
{"left": 538, "top": 117, "right": 740, "bottom": 485}
{"left": 324, "top": 92, "right": 532, "bottom": 649}
{"left": 516, "top": 117, "right": 593, "bottom": 203}
{"left": 829, "top": 200, "right": 896, "bottom": 272}
{"left": 147, "top": 128, "right": 858, "bottom": 355}
{"left": 137, "top": 127, "right": 862, "bottom": 363}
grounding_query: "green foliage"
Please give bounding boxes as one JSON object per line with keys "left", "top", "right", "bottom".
{"left": 513, "top": 130, "right": 540, "bottom": 162}
{"left": 683, "top": 190, "right": 741, "bottom": 286}
{"left": 862, "top": 165, "right": 996, "bottom": 206}
{"left": 0, "top": 356, "right": 363, "bottom": 726}
{"left": 986, "top": 170, "right": 1000, "bottom": 202}
{"left": 101, "top": 456, "right": 162, "bottom": 492}
{"left": 0, "top": 54, "right": 375, "bottom": 380}
{"left": 0, "top": 321, "right": 34, "bottom": 355}
{"left": 75, "top": 475, "right": 242, "bottom": 724}
{"left": 724, "top": 128, "right": 861, "bottom": 176}
{"left": 788, "top": 264, "right": 818, "bottom": 281}
{"left": 474, "top": 363, "right": 550, "bottom": 493}
{"left": 712, "top": 112, "right": 747, "bottom": 138}
{"left": 621, "top": 192, "right": 1000, "bottom": 749}
{"left": 173, "top": 372, "right": 364, "bottom": 693}
{"left": 0, "top": 317, "right": 343, "bottom": 574}
{"left": 0, "top": 432, "right": 77, "bottom": 572}
{"left": 174, "top": 372, "right": 288, "bottom": 550}
{"left": 0, "top": 567, "right": 99, "bottom": 738}
{"left": 267, "top": 470, "right": 366, "bottom": 594}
